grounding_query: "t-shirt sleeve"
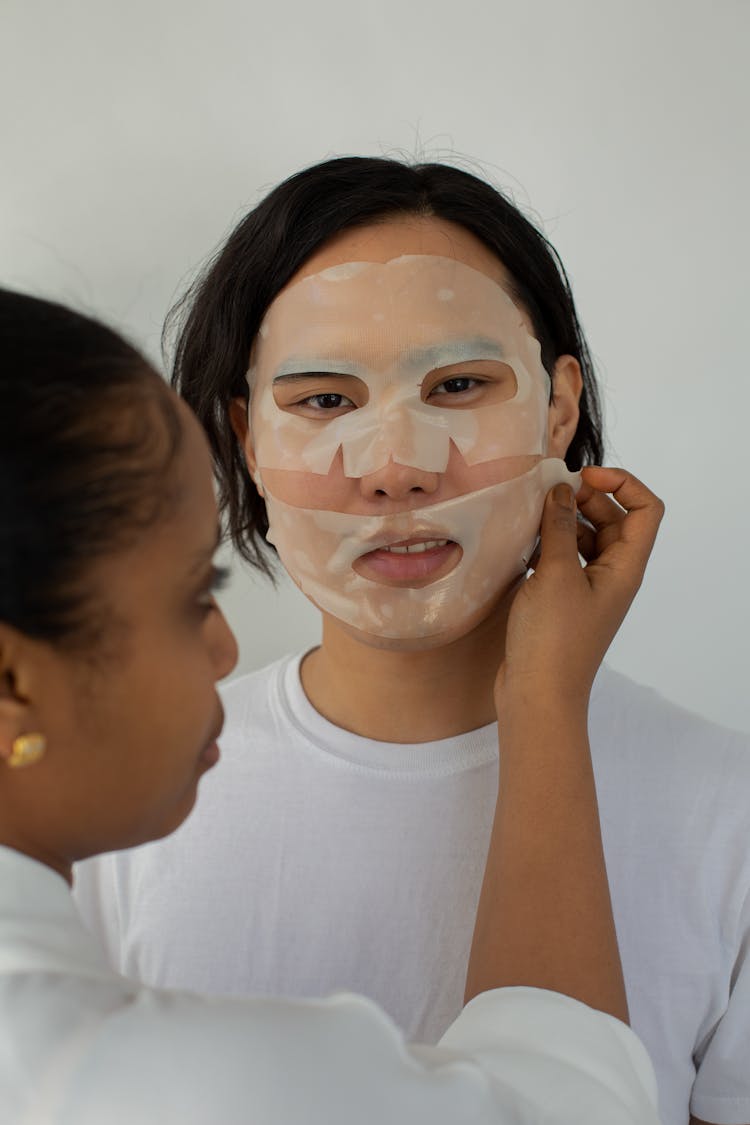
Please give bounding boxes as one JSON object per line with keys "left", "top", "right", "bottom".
{"left": 691, "top": 890, "right": 750, "bottom": 1125}
{"left": 51, "top": 984, "right": 661, "bottom": 1125}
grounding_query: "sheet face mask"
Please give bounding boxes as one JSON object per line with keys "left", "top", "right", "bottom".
{"left": 248, "top": 255, "right": 580, "bottom": 645}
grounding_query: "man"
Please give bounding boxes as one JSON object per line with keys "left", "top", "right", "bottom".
{"left": 75, "top": 157, "right": 750, "bottom": 1125}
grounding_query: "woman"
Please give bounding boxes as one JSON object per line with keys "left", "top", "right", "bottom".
{"left": 0, "top": 287, "right": 663, "bottom": 1121}
{"left": 75, "top": 158, "right": 750, "bottom": 1125}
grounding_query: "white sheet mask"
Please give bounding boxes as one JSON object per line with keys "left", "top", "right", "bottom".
{"left": 248, "top": 255, "right": 551, "bottom": 476}
{"left": 265, "top": 458, "right": 581, "bottom": 645}
{"left": 247, "top": 254, "right": 579, "bottom": 644}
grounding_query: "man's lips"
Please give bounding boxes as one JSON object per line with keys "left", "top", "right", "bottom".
{"left": 353, "top": 536, "right": 462, "bottom": 587}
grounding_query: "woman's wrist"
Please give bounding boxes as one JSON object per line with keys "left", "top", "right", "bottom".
{"left": 494, "top": 675, "right": 592, "bottom": 731}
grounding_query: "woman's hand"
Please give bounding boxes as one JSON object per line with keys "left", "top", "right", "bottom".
{"left": 496, "top": 467, "right": 665, "bottom": 711}
{"left": 471, "top": 466, "right": 662, "bottom": 1020}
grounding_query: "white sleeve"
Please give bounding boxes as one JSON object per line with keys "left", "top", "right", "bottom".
{"left": 47, "top": 984, "right": 660, "bottom": 1125}
{"left": 440, "top": 987, "right": 661, "bottom": 1123}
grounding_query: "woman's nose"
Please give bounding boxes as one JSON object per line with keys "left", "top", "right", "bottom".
{"left": 211, "top": 607, "right": 239, "bottom": 681}
{"left": 358, "top": 458, "right": 440, "bottom": 501}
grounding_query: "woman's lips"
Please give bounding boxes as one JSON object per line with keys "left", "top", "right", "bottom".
{"left": 198, "top": 708, "right": 224, "bottom": 770}
{"left": 199, "top": 740, "right": 221, "bottom": 769}
{"left": 353, "top": 537, "right": 462, "bottom": 587}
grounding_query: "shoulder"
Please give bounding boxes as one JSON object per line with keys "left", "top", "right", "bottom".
{"left": 590, "top": 665, "right": 750, "bottom": 891}
{"left": 590, "top": 664, "right": 750, "bottom": 775}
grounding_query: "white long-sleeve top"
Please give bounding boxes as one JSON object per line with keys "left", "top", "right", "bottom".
{"left": 0, "top": 847, "right": 660, "bottom": 1124}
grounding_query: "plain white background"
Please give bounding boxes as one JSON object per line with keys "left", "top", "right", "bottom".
{"left": 2, "top": 0, "right": 748, "bottom": 733}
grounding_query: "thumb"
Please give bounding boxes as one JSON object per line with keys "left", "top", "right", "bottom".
{"left": 536, "top": 483, "right": 580, "bottom": 571}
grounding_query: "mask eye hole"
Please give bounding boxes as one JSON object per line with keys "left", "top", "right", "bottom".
{"left": 422, "top": 361, "right": 517, "bottom": 407}
{"left": 272, "top": 374, "right": 368, "bottom": 417}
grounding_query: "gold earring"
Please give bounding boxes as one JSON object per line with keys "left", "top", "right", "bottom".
{"left": 8, "top": 733, "right": 47, "bottom": 769}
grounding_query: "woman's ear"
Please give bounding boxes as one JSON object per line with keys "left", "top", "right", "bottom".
{"left": 547, "top": 355, "right": 583, "bottom": 459}
{"left": 228, "top": 397, "right": 265, "bottom": 497}
{"left": 0, "top": 630, "right": 39, "bottom": 764}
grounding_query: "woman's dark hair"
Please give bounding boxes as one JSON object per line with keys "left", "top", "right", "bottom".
{"left": 0, "top": 288, "right": 183, "bottom": 649}
{"left": 167, "top": 156, "right": 603, "bottom": 577}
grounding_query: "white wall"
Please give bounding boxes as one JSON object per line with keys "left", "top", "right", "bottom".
{"left": 2, "top": 0, "right": 748, "bottom": 732}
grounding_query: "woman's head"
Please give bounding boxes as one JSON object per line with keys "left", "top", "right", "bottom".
{"left": 0, "top": 290, "right": 237, "bottom": 876}
{"left": 168, "top": 156, "right": 603, "bottom": 578}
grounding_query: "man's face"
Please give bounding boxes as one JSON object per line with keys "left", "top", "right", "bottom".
{"left": 236, "top": 218, "right": 581, "bottom": 650}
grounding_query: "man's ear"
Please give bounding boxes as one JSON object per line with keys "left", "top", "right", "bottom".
{"left": 228, "top": 397, "right": 265, "bottom": 497}
{"left": 0, "top": 628, "right": 40, "bottom": 765}
{"left": 547, "top": 355, "right": 583, "bottom": 459}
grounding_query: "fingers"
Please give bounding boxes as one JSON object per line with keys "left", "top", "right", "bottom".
{"left": 580, "top": 466, "right": 665, "bottom": 575}
{"left": 536, "top": 483, "right": 582, "bottom": 571}
{"left": 535, "top": 468, "right": 663, "bottom": 588}
{"left": 535, "top": 511, "right": 595, "bottom": 565}
{"left": 576, "top": 489, "right": 624, "bottom": 531}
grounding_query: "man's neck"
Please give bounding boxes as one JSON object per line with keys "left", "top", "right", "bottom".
{"left": 300, "top": 607, "right": 510, "bottom": 743}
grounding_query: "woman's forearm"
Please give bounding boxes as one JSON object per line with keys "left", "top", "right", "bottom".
{"left": 464, "top": 692, "right": 628, "bottom": 1023}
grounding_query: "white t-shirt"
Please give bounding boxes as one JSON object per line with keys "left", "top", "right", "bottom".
{"left": 0, "top": 847, "right": 660, "bottom": 1125}
{"left": 74, "top": 656, "right": 750, "bottom": 1125}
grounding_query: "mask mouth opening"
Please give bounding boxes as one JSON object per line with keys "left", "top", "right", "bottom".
{"left": 358, "top": 535, "right": 458, "bottom": 557}
{"left": 353, "top": 538, "right": 463, "bottom": 589}
{"left": 357, "top": 524, "right": 461, "bottom": 556}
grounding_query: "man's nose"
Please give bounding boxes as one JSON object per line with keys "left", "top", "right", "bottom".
{"left": 358, "top": 457, "right": 440, "bottom": 501}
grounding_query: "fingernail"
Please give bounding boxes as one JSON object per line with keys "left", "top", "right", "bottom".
{"left": 553, "top": 483, "right": 574, "bottom": 508}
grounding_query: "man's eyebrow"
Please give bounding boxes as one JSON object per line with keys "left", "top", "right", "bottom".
{"left": 188, "top": 523, "right": 222, "bottom": 575}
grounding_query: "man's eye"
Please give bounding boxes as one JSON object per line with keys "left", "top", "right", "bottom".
{"left": 299, "top": 393, "right": 355, "bottom": 411}
{"left": 430, "top": 377, "right": 480, "bottom": 396}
